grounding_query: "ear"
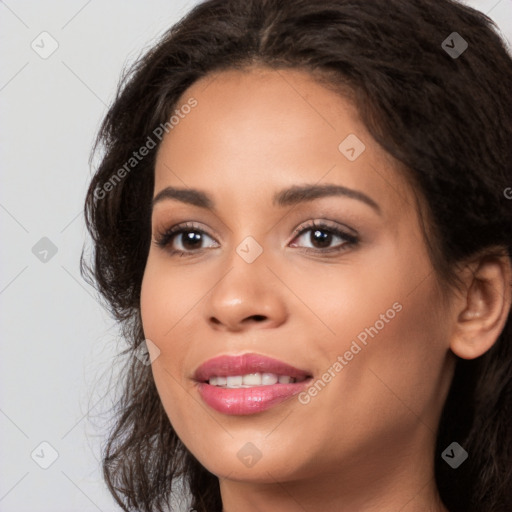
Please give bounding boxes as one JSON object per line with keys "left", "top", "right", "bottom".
{"left": 450, "top": 252, "right": 512, "bottom": 360}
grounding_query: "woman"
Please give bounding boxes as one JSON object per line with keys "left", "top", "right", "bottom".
{"left": 82, "top": 0, "right": 512, "bottom": 510}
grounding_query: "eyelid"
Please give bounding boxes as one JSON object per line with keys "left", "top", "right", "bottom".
{"left": 290, "top": 218, "right": 357, "bottom": 238}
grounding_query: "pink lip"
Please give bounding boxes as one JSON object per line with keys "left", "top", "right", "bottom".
{"left": 194, "top": 353, "right": 312, "bottom": 416}
{"left": 194, "top": 353, "right": 310, "bottom": 381}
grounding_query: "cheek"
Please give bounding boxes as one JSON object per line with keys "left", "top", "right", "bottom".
{"left": 298, "top": 242, "right": 449, "bottom": 423}
{"left": 140, "top": 253, "right": 200, "bottom": 340}
{"left": 140, "top": 258, "right": 185, "bottom": 393}
{"left": 283, "top": 248, "right": 413, "bottom": 348}
{"left": 139, "top": 254, "right": 207, "bottom": 422}
{"left": 320, "top": 273, "right": 449, "bottom": 435}
{"left": 367, "top": 278, "right": 450, "bottom": 396}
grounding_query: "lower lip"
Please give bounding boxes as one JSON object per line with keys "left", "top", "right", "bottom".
{"left": 197, "top": 381, "right": 310, "bottom": 415}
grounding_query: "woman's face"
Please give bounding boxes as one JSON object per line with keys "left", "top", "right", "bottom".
{"left": 140, "top": 67, "right": 455, "bottom": 487}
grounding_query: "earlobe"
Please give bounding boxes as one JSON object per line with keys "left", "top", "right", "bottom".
{"left": 450, "top": 253, "right": 512, "bottom": 360}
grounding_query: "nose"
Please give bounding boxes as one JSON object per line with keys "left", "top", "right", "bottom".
{"left": 204, "top": 254, "right": 288, "bottom": 332}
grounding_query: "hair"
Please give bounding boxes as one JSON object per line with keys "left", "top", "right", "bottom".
{"left": 82, "top": 0, "right": 512, "bottom": 510}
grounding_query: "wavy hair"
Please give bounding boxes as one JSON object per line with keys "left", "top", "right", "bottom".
{"left": 82, "top": 0, "right": 512, "bottom": 510}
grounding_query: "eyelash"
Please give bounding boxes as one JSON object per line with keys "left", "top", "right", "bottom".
{"left": 154, "top": 220, "right": 359, "bottom": 257}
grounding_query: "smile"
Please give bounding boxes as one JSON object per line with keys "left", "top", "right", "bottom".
{"left": 194, "top": 353, "right": 313, "bottom": 415}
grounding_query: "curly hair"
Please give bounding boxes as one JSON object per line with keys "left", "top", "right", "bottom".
{"left": 82, "top": 0, "right": 512, "bottom": 510}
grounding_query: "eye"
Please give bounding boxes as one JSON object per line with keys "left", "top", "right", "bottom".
{"left": 154, "top": 220, "right": 358, "bottom": 257}
{"left": 154, "top": 222, "right": 219, "bottom": 256}
{"left": 289, "top": 220, "right": 358, "bottom": 253}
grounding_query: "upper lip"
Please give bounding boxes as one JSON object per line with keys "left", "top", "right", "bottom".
{"left": 194, "top": 353, "right": 312, "bottom": 382}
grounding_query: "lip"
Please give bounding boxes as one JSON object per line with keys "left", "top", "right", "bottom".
{"left": 194, "top": 353, "right": 311, "bottom": 381}
{"left": 194, "top": 353, "right": 313, "bottom": 415}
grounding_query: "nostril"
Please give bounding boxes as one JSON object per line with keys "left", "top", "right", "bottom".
{"left": 251, "top": 315, "right": 266, "bottom": 322}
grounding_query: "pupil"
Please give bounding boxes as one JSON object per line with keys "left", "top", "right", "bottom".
{"left": 312, "top": 229, "right": 331, "bottom": 248}
{"left": 182, "top": 231, "right": 202, "bottom": 249}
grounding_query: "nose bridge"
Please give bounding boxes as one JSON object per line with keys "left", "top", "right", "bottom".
{"left": 204, "top": 234, "right": 288, "bottom": 330}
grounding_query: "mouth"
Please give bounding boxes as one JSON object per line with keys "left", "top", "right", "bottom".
{"left": 193, "top": 353, "right": 313, "bottom": 415}
{"left": 194, "top": 352, "right": 312, "bottom": 384}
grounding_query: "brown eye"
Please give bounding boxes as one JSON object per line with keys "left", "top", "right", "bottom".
{"left": 154, "top": 222, "right": 219, "bottom": 255}
{"left": 289, "top": 221, "right": 358, "bottom": 253}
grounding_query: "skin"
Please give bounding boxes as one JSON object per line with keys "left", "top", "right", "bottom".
{"left": 140, "top": 67, "right": 511, "bottom": 512}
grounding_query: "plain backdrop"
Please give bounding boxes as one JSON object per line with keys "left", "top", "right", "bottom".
{"left": 1, "top": 1, "right": 511, "bottom": 511}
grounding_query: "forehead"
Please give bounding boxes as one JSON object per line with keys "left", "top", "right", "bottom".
{"left": 153, "top": 67, "right": 415, "bottom": 220}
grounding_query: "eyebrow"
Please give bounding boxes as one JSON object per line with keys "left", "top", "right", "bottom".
{"left": 152, "top": 183, "right": 381, "bottom": 214}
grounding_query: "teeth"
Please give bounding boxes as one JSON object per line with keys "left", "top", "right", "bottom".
{"left": 262, "top": 373, "right": 278, "bottom": 385}
{"left": 208, "top": 372, "right": 299, "bottom": 388}
{"left": 226, "top": 376, "right": 243, "bottom": 387}
{"left": 242, "top": 373, "right": 262, "bottom": 386}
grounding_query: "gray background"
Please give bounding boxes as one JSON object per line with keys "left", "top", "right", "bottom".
{"left": 1, "top": 1, "right": 511, "bottom": 510}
